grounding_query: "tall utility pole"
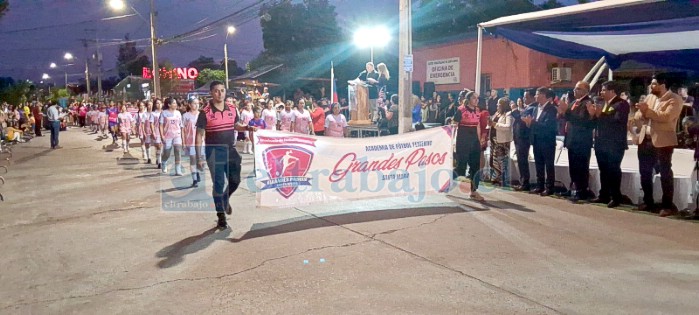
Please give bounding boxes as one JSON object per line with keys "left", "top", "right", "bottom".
{"left": 149, "top": 0, "right": 161, "bottom": 99}
{"left": 81, "top": 37, "right": 91, "bottom": 100}
{"left": 224, "top": 43, "right": 229, "bottom": 89}
{"left": 95, "top": 36, "right": 103, "bottom": 102}
{"left": 398, "top": 0, "right": 413, "bottom": 134}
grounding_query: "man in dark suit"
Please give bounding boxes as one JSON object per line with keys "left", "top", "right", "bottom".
{"left": 522, "top": 87, "right": 558, "bottom": 196}
{"left": 511, "top": 89, "right": 536, "bottom": 191}
{"left": 558, "top": 81, "right": 597, "bottom": 203}
{"left": 592, "top": 81, "right": 630, "bottom": 208}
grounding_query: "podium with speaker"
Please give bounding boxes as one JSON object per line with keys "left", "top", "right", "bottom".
{"left": 347, "top": 79, "right": 372, "bottom": 125}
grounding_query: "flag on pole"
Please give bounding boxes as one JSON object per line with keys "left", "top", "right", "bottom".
{"left": 331, "top": 62, "right": 339, "bottom": 103}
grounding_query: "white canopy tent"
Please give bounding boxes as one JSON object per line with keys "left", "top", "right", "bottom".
{"left": 475, "top": 0, "right": 699, "bottom": 91}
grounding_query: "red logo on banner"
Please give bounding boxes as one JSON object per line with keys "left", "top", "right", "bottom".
{"left": 261, "top": 146, "right": 314, "bottom": 199}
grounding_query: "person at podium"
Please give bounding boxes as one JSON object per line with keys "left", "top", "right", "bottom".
{"left": 357, "top": 62, "right": 380, "bottom": 121}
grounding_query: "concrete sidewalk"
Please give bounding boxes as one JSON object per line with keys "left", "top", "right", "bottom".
{"left": 0, "top": 128, "right": 698, "bottom": 314}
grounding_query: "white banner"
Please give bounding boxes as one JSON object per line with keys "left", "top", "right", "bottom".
{"left": 253, "top": 127, "right": 454, "bottom": 208}
{"left": 426, "top": 57, "right": 460, "bottom": 85}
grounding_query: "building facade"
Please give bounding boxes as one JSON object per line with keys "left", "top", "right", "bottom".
{"left": 413, "top": 35, "right": 596, "bottom": 100}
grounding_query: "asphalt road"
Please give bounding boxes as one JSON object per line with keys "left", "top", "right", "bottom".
{"left": 1, "top": 128, "right": 698, "bottom": 314}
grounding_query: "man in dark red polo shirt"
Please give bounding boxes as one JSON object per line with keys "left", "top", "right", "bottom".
{"left": 196, "top": 81, "right": 257, "bottom": 229}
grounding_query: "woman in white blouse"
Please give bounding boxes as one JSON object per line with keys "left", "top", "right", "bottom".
{"left": 490, "top": 98, "right": 513, "bottom": 187}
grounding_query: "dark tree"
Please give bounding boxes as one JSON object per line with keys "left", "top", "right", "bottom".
{"left": 116, "top": 35, "right": 150, "bottom": 79}
{"left": 413, "top": 0, "right": 543, "bottom": 43}
{"left": 220, "top": 59, "right": 245, "bottom": 76}
{"left": 187, "top": 55, "right": 221, "bottom": 71}
{"left": 0, "top": 0, "right": 8, "bottom": 20}
{"left": 258, "top": 0, "right": 341, "bottom": 64}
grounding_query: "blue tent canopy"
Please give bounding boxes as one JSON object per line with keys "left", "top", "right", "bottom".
{"left": 479, "top": 0, "right": 699, "bottom": 70}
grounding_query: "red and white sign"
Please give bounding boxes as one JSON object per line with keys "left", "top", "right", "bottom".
{"left": 253, "top": 127, "right": 454, "bottom": 207}
{"left": 142, "top": 67, "right": 199, "bottom": 80}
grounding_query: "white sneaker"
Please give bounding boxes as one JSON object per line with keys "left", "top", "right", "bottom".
{"left": 162, "top": 165, "right": 168, "bottom": 174}
{"left": 175, "top": 165, "right": 183, "bottom": 176}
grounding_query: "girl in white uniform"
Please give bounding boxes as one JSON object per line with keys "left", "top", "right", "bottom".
{"left": 136, "top": 102, "right": 149, "bottom": 159}
{"left": 239, "top": 101, "right": 254, "bottom": 154}
{"left": 261, "top": 100, "right": 277, "bottom": 131}
{"left": 291, "top": 99, "right": 313, "bottom": 135}
{"left": 279, "top": 100, "right": 295, "bottom": 132}
{"left": 117, "top": 104, "right": 135, "bottom": 153}
{"left": 182, "top": 98, "right": 200, "bottom": 186}
{"left": 150, "top": 99, "right": 163, "bottom": 169}
{"left": 142, "top": 101, "right": 154, "bottom": 164}
{"left": 325, "top": 103, "right": 348, "bottom": 137}
{"left": 159, "top": 98, "right": 184, "bottom": 176}
{"left": 98, "top": 105, "right": 108, "bottom": 137}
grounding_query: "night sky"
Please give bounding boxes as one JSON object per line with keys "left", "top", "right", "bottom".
{"left": 0, "top": 0, "right": 562, "bottom": 82}
{"left": 0, "top": 0, "right": 397, "bottom": 82}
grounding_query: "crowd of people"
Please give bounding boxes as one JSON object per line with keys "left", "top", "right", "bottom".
{"left": 450, "top": 73, "right": 695, "bottom": 218}
{"left": 2, "top": 71, "right": 697, "bottom": 226}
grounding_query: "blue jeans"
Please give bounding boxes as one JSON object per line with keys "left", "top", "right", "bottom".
{"left": 50, "top": 121, "right": 60, "bottom": 148}
{"left": 205, "top": 145, "right": 242, "bottom": 213}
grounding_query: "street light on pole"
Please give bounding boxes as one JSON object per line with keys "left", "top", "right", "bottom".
{"left": 353, "top": 26, "right": 390, "bottom": 64}
{"left": 63, "top": 52, "right": 73, "bottom": 88}
{"left": 109, "top": 0, "right": 160, "bottom": 99}
{"left": 42, "top": 73, "right": 51, "bottom": 94}
{"left": 224, "top": 25, "right": 236, "bottom": 90}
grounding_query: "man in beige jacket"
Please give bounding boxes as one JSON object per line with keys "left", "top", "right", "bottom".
{"left": 634, "top": 73, "right": 683, "bottom": 216}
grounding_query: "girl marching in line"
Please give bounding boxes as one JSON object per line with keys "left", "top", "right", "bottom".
{"left": 136, "top": 101, "right": 149, "bottom": 160}
{"left": 98, "top": 104, "right": 108, "bottom": 137}
{"left": 291, "top": 99, "right": 313, "bottom": 135}
{"left": 247, "top": 107, "right": 267, "bottom": 155}
{"left": 106, "top": 101, "right": 119, "bottom": 144}
{"left": 182, "top": 98, "right": 201, "bottom": 186}
{"left": 279, "top": 100, "right": 294, "bottom": 132}
{"left": 325, "top": 103, "right": 348, "bottom": 137}
{"left": 159, "top": 97, "right": 183, "bottom": 176}
{"left": 239, "top": 101, "right": 254, "bottom": 154}
{"left": 142, "top": 101, "right": 154, "bottom": 164}
{"left": 150, "top": 99, "right": 163, "bottom": 169}
{"left": 117, "top": 104, "right": 135, "bottom": 153}
{"left": 261, "top": 99, "right": 277, "bottom": 130}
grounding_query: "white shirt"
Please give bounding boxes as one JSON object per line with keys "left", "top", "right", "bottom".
{"left": 47, "top": 105, "right": 60, "bottom": 121}
{"left": 536, "top": 103, "right": 546, "bottom": 121}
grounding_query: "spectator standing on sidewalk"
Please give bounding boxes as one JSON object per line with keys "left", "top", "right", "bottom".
{"left": 32, "top": 102, "right": 43, "bottom": 137}
{"left": 47, "top": 102, "right": 62, "bottom": 149}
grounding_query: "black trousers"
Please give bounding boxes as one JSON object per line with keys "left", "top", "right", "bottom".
{"left": 533, "top": 140, "right": 555, "bottom": 190}
{"left": 205, "top": 146, "right": 242, "bottom": 218}
{"left": 455, "top": 149, "right": 481, "bottom": 192}
{"left": 515, "top": 141, "right": 530, "bottom": 187}
{"left": 568, "top": 144, "right": 592, "bottom": 195}
{"left": 595, "top": 145, "right": 624, "bottom": 202}
{"left": 638, "top": 139, "right": 675, "bottom": 207}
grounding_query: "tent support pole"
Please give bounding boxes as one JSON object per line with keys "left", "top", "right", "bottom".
{"left": 583, "top": 56, "right": 606, "bottom": 83}
{"left": 590, "top": 63, "right": 608, "bottom": 89}
{"left": 475, "top": 25, "right": 483, "bottom": 94}
{"left": 608, "top": 68, "right": 613, "bottom": 81}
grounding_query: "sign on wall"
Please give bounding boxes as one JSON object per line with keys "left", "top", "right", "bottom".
{"left": 253, "top": 127, "right": 454, "bottom": 208}
{"left": 426, "top": 57, "right": 460, "bottom": 85}
{"left": 142, "top": 67, "right": 199, "bottom": 80}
